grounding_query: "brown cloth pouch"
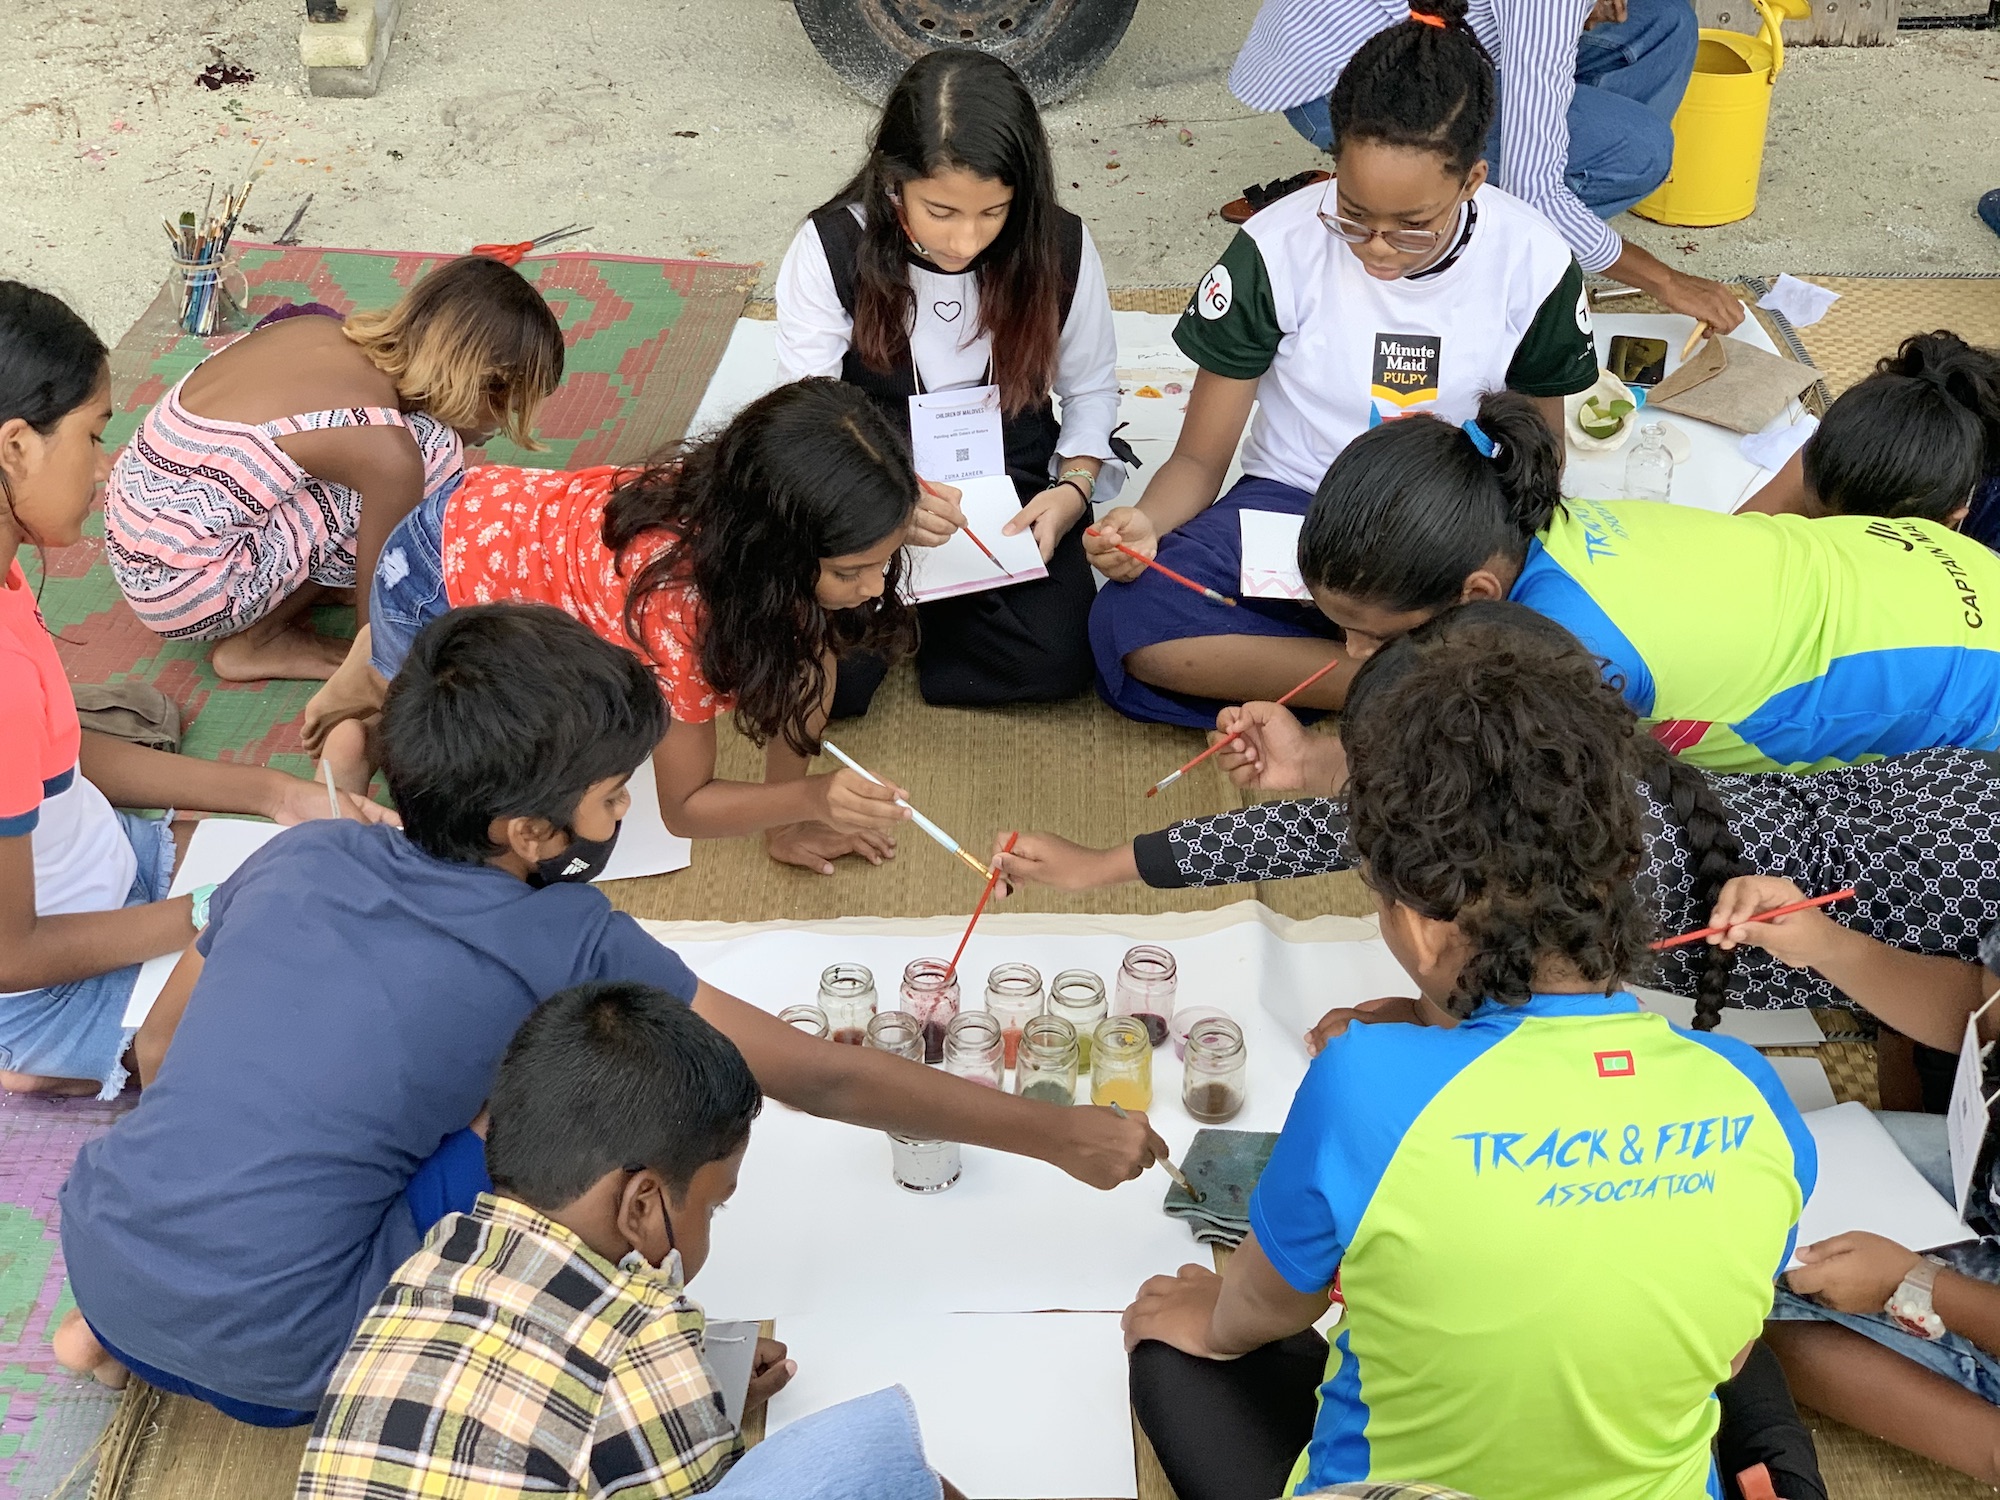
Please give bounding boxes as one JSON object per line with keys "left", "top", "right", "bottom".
{"left": 1648, "top": 335, "right": 1821, "bottom": 435}
{"left": 71, "top": 682, "right": 183, "bottom": 753}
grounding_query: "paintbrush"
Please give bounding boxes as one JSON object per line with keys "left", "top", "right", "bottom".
{"left": 819, "top": 739, "right": 991, "bottom": 880}
{"left": 1680, "top": 321, "right": 1709, "bottom": 362}
{"left": 1145, "top": 655, "right": 1344, "bottom": 798}
{"left": 944, "top": 833, "right": 1017, "bottom": 983}
{"left": 1651, "top": 887, "right": 1855, "bottom": 951}
{"left": 1088, "top": 527, "right": 1236, "bottom": 607}
{"left": 1107, "top": 1102, "right": 1204, "bottom": 1203}
{"left": 959, "top": 525, "right": 1016, "bottom": 578}
{"left": 322, "top": 758, "right": 341, "bottom": 819}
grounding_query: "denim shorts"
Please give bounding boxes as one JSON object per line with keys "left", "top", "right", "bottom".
{"left": 711, "top": 1385, "right": 940, "bottom": 1500}
{"left": 368, "top": 475, "right": 459, "bottom": 681}
{"left": 0, "top": 811, "right": 177, "bottom": 1098}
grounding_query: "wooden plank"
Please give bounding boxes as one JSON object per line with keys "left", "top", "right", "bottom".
{"left": 1695, "top": 0, "right": 1897, "bottom": 42}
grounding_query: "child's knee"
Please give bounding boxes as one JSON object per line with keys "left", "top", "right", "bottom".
{"left": 0, "top": 1070, "right": 95, "bottom": 1097}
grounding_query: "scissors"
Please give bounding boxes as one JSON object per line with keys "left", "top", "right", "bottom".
{"left": 469, "top": 223, "right": 592, "bottom": 266}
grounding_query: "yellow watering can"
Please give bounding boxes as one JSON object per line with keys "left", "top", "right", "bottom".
{"left": 1631, "top": 0, "right": 1810, "bottom": 228}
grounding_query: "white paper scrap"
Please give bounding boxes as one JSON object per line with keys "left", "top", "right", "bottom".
{"left": 1767, "top": 1056, "right": 1836, "bottom": 1114}
{"left": 1630, "top": 987, "right": 1827, "bottom": 1048}
{"left": 122, "top": 818, "right": 284, "bottom": 1027}
{"left": 902, "top": 474, "right": 1049, "bottom": 603}
{"left": 598, "top": 764, "right": 692, "bottom": 883}
{"left": 1238, "top": 509, "right": 1310, "bottom": 601}
{"left": 1757, "top": 274, "right": 1840, "bottom": 329}
{"left": 767, "top": 1312, "right": 1136, "bottom": 1499}
{"left": 1793, "top": 1102, "right": 1974, "bottom": 1265}
{"left": 1948, "top": 1005, "right": 1994, "bottom": 1215}
{"left": 1740, "top": 410, "right": 1818, "bottom": 474}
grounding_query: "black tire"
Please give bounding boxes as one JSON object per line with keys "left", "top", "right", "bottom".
{"left": 791, "top": 0, "right": 1139, "bottom": 107}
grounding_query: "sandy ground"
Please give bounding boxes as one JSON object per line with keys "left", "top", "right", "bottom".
{"left": 1, "top": 0, "right": 1996, "bottom": 343}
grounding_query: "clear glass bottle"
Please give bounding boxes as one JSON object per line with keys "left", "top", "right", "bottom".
{"left": 817, "top": 963, "right": 877, "bottom": 1046}
{"left": 1169, "top": 1003, "right": 1228, "bottom": 1062}
{"left": 1113, "top": 945, "right": 1177, "bottom": 1049}
{"left": 1013, "top": 1014, "right": 1079, "bottom": 1106}
{"left": 942, "top": 1011, "right": 1004, "bottom": 1089}
{"left": 1047, "top": 969, "right": 1108, "bottom": 1070}
{"left": 900, "top": 958, "right": 961, "bottom": 1065}
{"left": 1625, "top": 422, "right": 1673, "bottom": 502}
{"left": 982, "top": 963, "right": 1045, "bottom": 1070}
{"left": 1090, "top": 1016, "right": 1153, "bottom": 1111}
{"left": 1181, "top": 1015, "right": 1247, "bottom": 1123}
{"left": 865, "top": 1010, "right": 961, "bottom": 1193}
{"left": 778, "top": 1003, "right": 828, "bottom": 1039}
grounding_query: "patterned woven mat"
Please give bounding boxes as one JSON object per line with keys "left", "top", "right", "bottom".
{"left": 30, "top": 246, "right": 753, "bottom": 780}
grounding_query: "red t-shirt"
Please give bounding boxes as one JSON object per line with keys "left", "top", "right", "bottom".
{"left": 439, "top": 466, "right": 730, "bottom": 724}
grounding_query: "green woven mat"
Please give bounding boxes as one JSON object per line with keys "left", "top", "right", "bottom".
{"left": 31, "top": 246, "right": 753, "bottom": 774}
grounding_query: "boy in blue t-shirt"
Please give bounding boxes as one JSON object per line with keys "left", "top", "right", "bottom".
{"left": 54, "top": 603, "right": 1165, "bottom": 1422}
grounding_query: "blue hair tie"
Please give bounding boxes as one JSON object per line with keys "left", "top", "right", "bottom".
{"left": 1462, "top": 419, "right": 1499, "bottom": 458}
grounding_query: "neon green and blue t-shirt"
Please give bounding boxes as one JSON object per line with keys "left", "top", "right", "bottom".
{"left": 1251, "top": 992, "right": 1814, "bottom": 1499}
{"left": 1510, "top": 502, "right": 2000, "bottom": 772}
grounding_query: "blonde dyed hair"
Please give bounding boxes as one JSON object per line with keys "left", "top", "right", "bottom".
{"left": 344, "top": 255, "right": 565, "bottom": 448}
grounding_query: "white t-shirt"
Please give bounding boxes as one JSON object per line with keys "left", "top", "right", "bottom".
{"left": 775, "top": 206, "right": 1122, "bottom": 474}
{"left": 1175, "top": 182, "right": 1598, "bottom": 495}
{"left": 33, "top": 773, "right": 136, "bottom": 920}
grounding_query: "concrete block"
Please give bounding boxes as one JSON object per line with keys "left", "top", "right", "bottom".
{"left": 306, "top": 0, "right": 403, "bottom": 98}
{"left": 299, "top": 6, "right": 374, "bottom": 69}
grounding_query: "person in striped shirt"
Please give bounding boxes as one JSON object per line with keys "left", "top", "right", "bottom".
{"left": 1229, "top": 0, "right": 1744, "bottom": 331}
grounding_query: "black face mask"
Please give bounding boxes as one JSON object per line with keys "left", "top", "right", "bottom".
{"left": 527, "top": 822, "right": 622, "bottom": 888}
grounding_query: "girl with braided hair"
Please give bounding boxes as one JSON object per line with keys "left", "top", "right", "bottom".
{"left": 1122, "top": 598, "right": 1815, "bottom": 1500}
{"left": 1085, "top": 0, "right": 1599, "bottom": 729}
{"left": 998, "top": 601, "right": 2000, "bottom": 1052}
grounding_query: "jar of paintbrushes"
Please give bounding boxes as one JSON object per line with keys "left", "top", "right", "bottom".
{"left": 164, "top": 177, "right": 257, "bottom": 338}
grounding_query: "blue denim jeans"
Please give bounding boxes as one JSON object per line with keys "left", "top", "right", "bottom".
{"left": 713, "top": 1386, "right": 941, "bottom": 1500}
{"left": 367, "top": 474, "right": 458, "bottom": 681}
{"left": 1283, "top": 0, "right": 1698, "bottom": 218}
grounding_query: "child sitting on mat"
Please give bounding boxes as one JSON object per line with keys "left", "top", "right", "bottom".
{"left": 0, "top": 282, "right": 392, "bottom": 1100}
{"left": 104, "top": 255, "right": 563, "bottom": 682}
{"left": 1122, "top": 617, "right": 1817, "bottom": 1500}
{"left": 299, "top": 980, "right": 960, "bottom": 1500}
{"left": 1741, "top": 331, "right": 2000, "bottom": 542}
{"left": 55, "top": 604, "right": 1161, "bottom": 1422}
{"left": 303, "top": 378, "right": 922, "bottom": 876}
{"left": 1296, "top": 389, "right": 2000, "bottom": 772}
{"left": 1083, "top": 0, "right": 1598, "bottom": 729}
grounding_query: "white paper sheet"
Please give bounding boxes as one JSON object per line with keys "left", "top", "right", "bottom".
{"left": 766, "top": 1312, "right": 1136, "bottom": 1499}
{"left": 1629, "top": 986, "right": 1828, "bottom": 1048}
{"left": 1795, "top": 1102, "right": 1975, "bottom": 1263}
{"left": 702, "top": 1320, "right": 763, "bottom": 1430}
{"left": 1564, "top": 307, "right": 1798, "bottom": 515}
{"left": 598, "top": 764, "right": 693, "bottom": 883}
{"left": 901, "top": 474, "right": 1050, "bottom": 603}
{"left": 1948, "top": 1005, "right": 1995, "bottom": 1215}
{"left": 122, "top": 818, "right": 284, "bottom": 1027}
{"left": 1238, "top": 508, "right": 1309, "bottom": 602}
{"left": 1767, "top": 1056, "right": 1837, "bottom": 1114}
{"left": 1740, "top": 409, "right": 1818, "bottom": 474}
{"left": 1757, "top": 275, "right": 1840, "bottom": 330}
{"left": 907, "top": 386, "right": 1006, "bottom": 485}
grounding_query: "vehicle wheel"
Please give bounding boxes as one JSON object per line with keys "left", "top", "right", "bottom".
{"left": 792, "top": 0, "right": 1140, "bottom": 107}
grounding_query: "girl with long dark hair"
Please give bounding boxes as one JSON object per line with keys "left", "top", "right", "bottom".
{"left": 304, "top": 379, "right": 922, "bottom": 874}
{"left": 776, "top": 48, "right": 1120, "bottom": 710}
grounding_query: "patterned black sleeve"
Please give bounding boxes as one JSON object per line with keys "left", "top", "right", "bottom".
{"left": 1138, "top": 799, "right": 1353, "bottom": 889}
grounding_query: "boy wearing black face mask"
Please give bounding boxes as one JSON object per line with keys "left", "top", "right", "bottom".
{"left": 58, "top": 604, "right": 1163, "bottom": 1426}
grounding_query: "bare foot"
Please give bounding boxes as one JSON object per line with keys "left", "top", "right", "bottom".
{"left": 211, "top": 625, "right": 350, "bottom": 683}
{"left": 302, "top": 628, "right": 387, "bottom": 754}
{"left": 53, "top": 1308, "right": 129, "bottom": 1390}
{"left": 0, "top": 1070, "right": 99, "bottom": 1097}
{"left": 322, "top": 717, "right": 376, "bottom": 797}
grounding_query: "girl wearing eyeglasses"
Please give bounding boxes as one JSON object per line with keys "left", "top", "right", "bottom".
{"left": 1086, "top": 0, "right": 1600, "bottom": 729}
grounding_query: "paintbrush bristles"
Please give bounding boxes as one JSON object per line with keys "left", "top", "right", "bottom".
{"left": 165, "top": 173, "right": 259, "bottom": 337}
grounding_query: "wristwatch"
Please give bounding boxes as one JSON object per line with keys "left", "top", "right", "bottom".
{"left": 1885, "top": 1255, "right": 1948, "bottom": 1340}
{"left": 188, "top": 882, "right": 219, "bottom": 933}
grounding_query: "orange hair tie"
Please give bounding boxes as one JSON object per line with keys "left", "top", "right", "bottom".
{"left": 1409, "top": 8, "right": 1448, "bottom": 26}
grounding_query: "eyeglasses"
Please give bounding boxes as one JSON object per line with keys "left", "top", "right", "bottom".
{"left": 1317, "top": 182, "right": 1456, "bottom": 254}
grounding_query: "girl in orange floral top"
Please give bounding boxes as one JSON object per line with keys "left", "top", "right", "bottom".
{"left": 306, "top": 379, "right": 922, "bottom": 873}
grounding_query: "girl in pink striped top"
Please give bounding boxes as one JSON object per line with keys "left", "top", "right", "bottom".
{"left": 104, "top": 256, "right": 564, "bottom": 682}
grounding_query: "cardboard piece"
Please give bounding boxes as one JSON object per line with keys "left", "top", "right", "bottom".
{"left": 702, "top": 1319, "right": 763, "bottom": 1430}
{"left": 1648, "top": 336, "right": 1821, "bottom": 436}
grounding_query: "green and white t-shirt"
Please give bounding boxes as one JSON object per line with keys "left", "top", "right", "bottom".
{"left": 1175, "top": 182, "right": 1597, "bottom": 494}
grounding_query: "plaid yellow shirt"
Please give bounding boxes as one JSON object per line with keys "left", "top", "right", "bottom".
{"left": 298, "top": 1194, "right": 741, "bottom": 1499}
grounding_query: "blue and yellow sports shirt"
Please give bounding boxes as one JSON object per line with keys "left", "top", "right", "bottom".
{"left": 1511, "top": 502, "right": 2000, "bottom": 772}
{"left": 1251, "top": 992, "right": 1815, "bottom": 1499}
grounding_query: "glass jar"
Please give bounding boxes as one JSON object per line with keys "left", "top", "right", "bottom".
{"left": 1047, "top": 970, "right": 1108, "bottom": 1070}
{"left": 818, "top": 964, "right": 877, "bottom": 1046}
{"left": 1169, "top": 1004, "right": 1228, "bottom": 1062}
{"left": 778, "top": 1003, "right": 828, "bottom": 1039}
{"left": 1013, "top": 1014, "right": 1079, "bottom": 1106}
{"left": 1113, "top": 945, "right": 1177, "bottom": 1049}
{"left": 942, "top": 1011, "right": 1004, "bottom": 1088}
{"left": 866, "top": 1010, "right": 961, "bottom": 1192}
{"left": 169, "top": 249, "right": 252, "bottom": 338}
{"left": 982, "top": 963, "right": 1045, "bottom": 1070}
{"left": 1090, "top": 1016, "right": 1153, "bottom": 1111}
{"left": 1182, "top": 1015, "right": 1247, "bottom": 1123}
{"left": 900, "top": 958, "right": 961, "bottom": 1065}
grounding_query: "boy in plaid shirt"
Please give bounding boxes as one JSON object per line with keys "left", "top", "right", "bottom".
{"left": 299, "top": 981, "right": 951, "bottom": 1499}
